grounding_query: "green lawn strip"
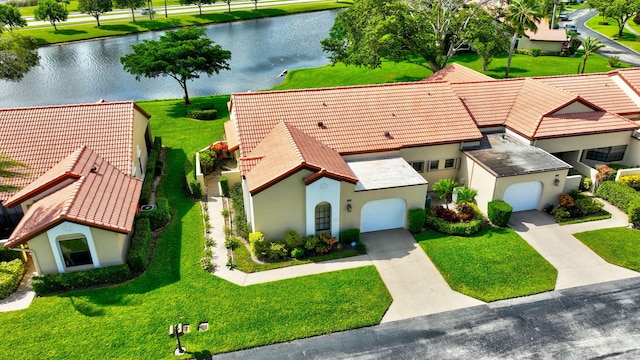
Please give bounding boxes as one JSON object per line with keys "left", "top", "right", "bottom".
{"left": 416, "top": 228, "right": 557, "bottom": 302}
{"left": 585, "top": 15, "right": 640, "bottom": 53}
{"left": 0, "top": 96, "right": 390, "bottom": 358}
{"left": 558, "top": 211, "right": 611, "bottom": 225}
{"left": 15, "top": 2, "right": 349, "bottom": 45}
{"left": 574, "top": 227, "right": 640, "bottom": 272}
{"left": 233, "top": 241, "right": 361, "bottom": 272}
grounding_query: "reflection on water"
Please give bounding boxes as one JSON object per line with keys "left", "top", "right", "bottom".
{"left": 0, "top": 10, "right": 339, "bottom": 108}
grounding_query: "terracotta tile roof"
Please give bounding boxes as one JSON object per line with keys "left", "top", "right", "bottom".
{"left": 5, "top": 146, "right": 142, "bottom": 247}
{"left": 224, "top": 120, "right": 240, "bottom": 151}
{"left": 0, "top": 101, "right": 149, "bottom": 201}
{"left": 534, "top": 112, "right": 639, "bottom": 139}
{"left": 505, "top": 78, "right": 580, "bottom": 138}
{"left": 230, "top": 82, "right": 483, "bottom": 158}
{"left": 424, "top": 63, "right": 494, "bottom": 83}
{"left": 536, "top": 72, "right": 640, "bottom": 115}
{"left": 243, "top": 122, "right": 357, "bottom": 194}
{"left": 615, "top": 68, "right": 640, "bottom": 98}
{"left": 451, "top": 79, "right": 524, "bottom": 127}
{"left": 523, "top": 19, "right": 567, "bottom": 42}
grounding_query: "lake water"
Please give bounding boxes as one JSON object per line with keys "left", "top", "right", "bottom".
{"left": 0, "top": 10, "right": 339, "bottom": 108}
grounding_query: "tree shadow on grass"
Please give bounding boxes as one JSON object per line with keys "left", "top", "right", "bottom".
{"left": 136, "top": 19, "right": 183, "bottom": 30}
{"left": 490, "top": 66, "right": 527, "bottom": 75}
{"left": 165, "top": 96, "right": 231, "bottom": 120}
{"left": 99, "top": 24, "right": 140, "bottom": 32}
{"left": 54, "top": 29, "right": 87, "bottom": 36}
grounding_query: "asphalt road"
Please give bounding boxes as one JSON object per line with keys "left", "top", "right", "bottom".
{"left": 564, "top": 9, "right": 640, "bottom": 66}
{"left": 205, "top": 277, "right": 640, "bottom": 359}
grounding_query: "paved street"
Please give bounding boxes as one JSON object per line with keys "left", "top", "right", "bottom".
{"left": 206, "top": 277, "right": 640, "bottom": 359}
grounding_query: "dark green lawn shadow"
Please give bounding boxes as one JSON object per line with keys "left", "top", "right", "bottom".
{"left": 99, "top": 24, "right": 140, "bottom": 32}
{"left": 165, "top": 95, "right": 231, "bottom": 119}
{"left": 53, "top": 29, "right": 87, "bottom": 35}
{"left": 136, "top": 19, "right": 183, "bottom": 30}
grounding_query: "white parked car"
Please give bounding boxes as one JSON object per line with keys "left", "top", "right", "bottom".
{"left": 141, "top": 8, "right": 156, "bottom": 15}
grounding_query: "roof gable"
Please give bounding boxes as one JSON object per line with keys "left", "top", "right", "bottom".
{"left": 5, "top": 146, "right": 142, "bottom": 247}
{"left": 451, "top": 79, "right": 524, "bottom": 127}
{"left": 425, "top": 63, "right": 494, "bottom": 83}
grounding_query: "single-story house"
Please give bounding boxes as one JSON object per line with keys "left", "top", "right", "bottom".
{"left": 518, "top": 19, "right": 567, "bottom": 53}
{"left": 0, "top": 101, "right": 152, "bottom": 274}
{"left": 223, "top": 64, "right": 640, "bottom": 240}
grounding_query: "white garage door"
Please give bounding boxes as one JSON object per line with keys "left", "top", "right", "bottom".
{"left": 503, "top": 182, "right": 543, "bottom": 212}
{"left": 360, "top": 198, "right": 406, "bottom": 232}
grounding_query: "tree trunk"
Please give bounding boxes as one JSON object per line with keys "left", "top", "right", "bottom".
{"left": 182, "top": 80, "right": 191, "bottom": 104}
{"left": 131, "top": 7, "right": 136, "bottom": 22}
{"left": 227, "top": 2, "right": 231, "bottom": 13}
{"left": 582, "top": 54, "right": 588, "bottom": 74}
{"left": 96, "top": 15, "right": 100, "bottom": 27}
{"left": 199, "top": 6, "right": 202, "bottom": 15}
{"left": 52, "top": 21, "right": 57, "bottom": 31}
{"left": 505, "top": 33, "right": 518, "bottom": 78}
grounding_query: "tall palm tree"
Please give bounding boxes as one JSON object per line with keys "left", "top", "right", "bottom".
{"left": 579, "top": 36, "right": 605, "bottom": 74}
{"left": 0, "top": 154, "right": 27, "bottom": 193}
{"left": 504, "top": 0, "right": 541, "bottom": 78}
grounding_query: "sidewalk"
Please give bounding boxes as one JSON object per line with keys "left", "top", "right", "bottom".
{"left": 510, "top": 200, "right": 639, "bottom": 290}
{"left": 0, "top": 259, "right": 36, "bottom": 312}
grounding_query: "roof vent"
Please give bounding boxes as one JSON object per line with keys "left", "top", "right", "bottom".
{"left": 318, "top": 121, "right": 324, "bottom": 127}
{"left": 322, "top": 102, "right": 327, "bottom": 106}
{"left": 384, "top": 131, "right": 391, "bottom": 137}
{"left": 90, "top": 165, "right": 98, "bottom": 173}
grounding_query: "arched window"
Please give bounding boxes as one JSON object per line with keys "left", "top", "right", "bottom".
{"left": 315, "top": 202, "right": 331, "bottom": 233}
{"left": 58, "top": 236, "right": 93, "bottom": 269}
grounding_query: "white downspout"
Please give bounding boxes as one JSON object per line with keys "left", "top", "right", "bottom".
{"left": 1, "top": 239, "right": 41, "bottom": 275}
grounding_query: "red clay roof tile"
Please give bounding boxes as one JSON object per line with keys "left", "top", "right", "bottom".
{"left": 425, "top": 63, "right": 494, "bottom": 83}
{"left": 534, "top": 111, "right": 639, "bottom": 139}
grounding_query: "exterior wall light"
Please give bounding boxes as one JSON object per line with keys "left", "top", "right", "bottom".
{"left": 346, "top": 199, "right": 352, "bottom": 212}
{"left": 554, "top": 175, "right": 560, "bottom": 186}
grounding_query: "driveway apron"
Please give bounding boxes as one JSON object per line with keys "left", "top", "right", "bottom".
{"left": 510, "top": 204, "right": 639, "bottom": 290}
{"left": 361, "top": 229, "right": 483, "bottom": 323}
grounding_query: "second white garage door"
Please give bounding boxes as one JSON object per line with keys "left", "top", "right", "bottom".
{"left": 360, "top": 198, "right": 406, "bottom": 232}
{"left": 503, "top": 181, "right": 543, "bottom": 212}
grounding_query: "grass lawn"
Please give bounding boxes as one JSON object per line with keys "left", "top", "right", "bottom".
{"left": 416, "top": 228, "right": 557, "bottom": 302}
{"left": 0, "top": 96, "right": 391, "bottom": 359}
{"left": 574, "top": 227, "right": 640, "bottom": 272}
{"left": 16, "top": 1, "right": 350, "bottom": 45}
{"left": 585, "top": 15, "right": 640, "bottom": 53}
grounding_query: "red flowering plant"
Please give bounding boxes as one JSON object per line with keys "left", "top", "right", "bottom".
{"left": 209, "top": 142, "right": 229, "bottom": 159}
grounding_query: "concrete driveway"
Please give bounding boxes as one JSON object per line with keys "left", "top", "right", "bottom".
{"left": 361, "top": 229, "right": 483, "bottom": 323}
{"left": 509, "top": 203, "right": 639, "bottom": 290}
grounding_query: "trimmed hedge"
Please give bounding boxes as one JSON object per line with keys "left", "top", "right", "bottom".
{"left": 619, "top": 174, "right": 640, "bottom": 191}
{"left": 136, "top": 197, "right": 170, "bottom": 230}
{"left": 127, "top": 218, "right": 152, "bottom": 273}
{"left": 188, "top": 108, "right": 218, "bottom": 120}
{"left": 32, "top": 264, "right": 131, "bottom": 295}
{"left": 152, "top": 136, "right": 163, "bottom": 176}
{"left": 339, "top": 228, "right": 360, "bottom": 244}
{"left": 426, "top": 202, "right": 484, "bottom": 236}
{"left": 0, "top": 259, "right": 24, "bottom": 299}
{"left": 596, "top": 181, "right": 640, "bottom": 212}
{"left": 249, "top": 232, "right": 267, "bottom": 257}
{"left": 488, "top": 200, "right": 513, "bottom": 227}
{"left": 139, "top": 136, "right": 163, "bottom": 204}
{"left": 219, "top": 176, "right": 229, "bottom": 197}
{"left": 407, "top": 208, "right": 426, "bottom": 233}
{"left": 0, "top": 247, "right": 22, "bottom": 262}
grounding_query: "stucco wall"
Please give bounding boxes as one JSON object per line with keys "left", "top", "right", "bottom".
{"left": 553, "top": 102, "right": 594, "bottom": 114}
{"left": 399, "top": 144, "right": 462, "bottom": 190}
{"left": 534, "top": 131, "right": 633, "bottom": 154}
{"left": 132, "top": 109, "right": 151, "bottom": 179}
{"left": 250, "top": 169, "right": 311, "bottom": 241}
{"left": 306, "top": 177, "right": 341, "bottom": 238}
{"left": 91, "top": 227, "right": 128, "bottom": 267}
{"left": 518, "top": 38, "right": 563, "bottom": 52}
{"left": 464, "top": 157, "right": 497, "bottom": 214}
{"left": 623, "top": 137, "right": 640, "bottom": 166}
{"left": 27, "top": 233, "right": 58, "bottom": 275}
{"left": 339, "top": 183, "right": 428, "bottom": 231}
{"left": 494, "top": 170, "right": 569, "bottom": 210}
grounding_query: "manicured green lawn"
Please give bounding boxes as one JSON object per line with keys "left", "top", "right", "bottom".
{"left": 416, "top": 228, "right": 557, "bottom": 302}
{"left": 0, "top": 97, "right": 391, "bottom": 359}
{"left": 585, "top": 15, "right": 640, "bottom": 53}
{"left": 574, "top": 227, "right": 640, "bottom": 272}
{"left": 16, "top": 1, "right": 350, "bottom": 45}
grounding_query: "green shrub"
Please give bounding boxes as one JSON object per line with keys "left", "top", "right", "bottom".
{"left": 32, "top": 264, "right": 131, "bottom": 296}
{"left": 426, "top": 214, "right": 483, "bottom": 235}
{"left": 569, "top": 37, "right": 582, "bottom": 54}
{"left": 266, "top": 242, "right": 288, "bottom": 259}
{"left": 619, "top": 174, "right": 640, "bottom": 190}
{"left": 140, "top": 179, "right": 153, "bottom": 205}
{"left": 229, "top": 184, "right": 250, "bottom": 239}
{"left": 551, "top": 207, "right": 570, "bottom": 221}
{"left": 285, "top": 230, "right": 302, "bottom": 250}
{"left": 0, "top": 247, "right": 21, "bottom": 262}
{"left": 0, "top": 259, "right": 24, "bottom": 299}
{"left": 188, "top": 108, "right": 218, "bottom": 120}
{"left": 224, "top": 237, "right": 241, "bottom": 250}
{"left": 596, "top": 181, "right": 640, "bottom": 212}
{"left": 339, "top": 228, "right": 360, "bottom": 244}
{"left": 303, "top": 235, "right": 320, "bottom": 251}
{"left": 575, "top": 197, "right": 604, "bottom": 216}
{"left": 136, "top": 197, "right": 170, "bottom": 230}
{"left": 152, "top": 136, "right": 162, "bottom": 152}
{"left": 407, "top": 208, "right": 426, "bottom": 233}
{"left": 530, "top": 48, "right": 542, "bottom": 57}
{"left": 629, "top": 202, "right": 640, "bottom": 227}
{"left": 127, "top": 218, "right": 152, "bottom": 273}
{"left": 219, "top": 176, "right": 229, "bottom": 197}
{"left": 488, "top": 200, "right": 512, "bottom": 227}
{"left": 354, "top": 241, "right": 367, "bottom": 253}
{"left": 188, "top": 180, "right": 202, "bottom": 199}
{"left": 291, "top": 247, "right": 305, "bottom": 259}
{"left": 608, "top": 55, "right": 621, "bottom": 68}
{"left": 455, "top": 186, "right": 478, "bottom": 203}
{"left": 249, "top": 232, "right": 267, "bottom": 257}
{"left": 580, "top": 176, "right": 593, "bottom": 192}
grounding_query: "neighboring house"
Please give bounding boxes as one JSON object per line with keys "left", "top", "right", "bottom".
{"left": 224, "top": 64, "right": 640, "bottom": 241}
{"left": 0, "top": 101, "right": 152, "bottom": 274}
{"left": 518, "top": 19, "right": 567, "bottom": 53}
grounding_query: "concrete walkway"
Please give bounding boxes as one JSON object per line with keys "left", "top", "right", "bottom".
{"left": 362, "top": 230, "right": 484, "bottom": 323}
{"left": 0, "top": 259, "right": 36, "bottom": 312}
{"left": 510, "top": 200, "right": 639, "bottom": 290}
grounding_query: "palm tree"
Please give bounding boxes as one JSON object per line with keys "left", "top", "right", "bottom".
{"left": 578, "top": 36, "right": 605, "bottom": 74}
{"left": 0, "top": 154, "right": 27, "bottom": 193}
{"left": 504, "top": 0, "right": 541, "bottom": 78}
{"left": 432, "top": 178, "right": 459, "bottom": 209}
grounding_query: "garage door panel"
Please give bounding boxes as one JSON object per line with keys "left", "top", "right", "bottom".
{"left": 360, "top": 198, "right": 406, "bottom": 232}
{"left": 503, "top": 182, "right": 542, "bottom": 212}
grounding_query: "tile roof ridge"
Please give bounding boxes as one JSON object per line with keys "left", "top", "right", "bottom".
{"left": 280, "top": 121, "right": 306, "bottom": 165}
{"left": 59, "top": 177, "right": 84, "bottom": 219}
{"left": 450, "top": 77, "right": 522, "bottom": 85}
{"left": 231, "top": 81, "right": 447, "bottom": 97}
{"left": 532, "top": 71, "right": 609, "bottom": 80}
{"left": 0, "top": 100, "right": 136, "bottom": 112}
